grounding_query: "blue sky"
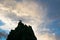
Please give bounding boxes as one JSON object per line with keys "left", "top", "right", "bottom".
{"left": 0, "top": 20, "right": 5, "bottom": 26}
{"left": 42, "top": 0, "right": 60, "bottom": 39}
{"left": 0, "top": 0, "right": 60, "bottom": 40}
{"left": 41, "top": 0, "right": 60, "bottom": 35}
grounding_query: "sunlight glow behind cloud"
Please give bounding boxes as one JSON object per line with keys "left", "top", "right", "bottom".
{"left": 0, "top": 0, "right": 56, "bottom": 40}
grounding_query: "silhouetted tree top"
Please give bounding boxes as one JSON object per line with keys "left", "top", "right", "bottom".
{"left": 18, "top": 20, "right": 23, "bottom": 25}
{"left": 7, "top": 20, "right": 37, "bottom": 40}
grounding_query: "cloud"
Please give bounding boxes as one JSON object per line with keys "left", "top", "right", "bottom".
{"left": 0, "top": 0, "right": 47, "bottom": 30}
{"left": 56, "top": 35, "right": 60, "bottom": 40}
{"left": 0, "top": 0, "right": 57, "bottom": 40}
{"left": 38, "top": 33, "right": 56, "bottom": 40}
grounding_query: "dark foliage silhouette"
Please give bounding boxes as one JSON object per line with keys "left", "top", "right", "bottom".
{"left": 7, "top": 20, "right": 37, "bottom": 40}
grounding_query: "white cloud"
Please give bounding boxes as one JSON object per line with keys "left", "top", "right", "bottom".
{"left": 37, "top": 33, "right": 56, "bottom": 40}
{"left": 0, "top": 0, "right": 57, "bottom": 40}
{"left": 0, "top": 0, "right": 46, "bottom": 30}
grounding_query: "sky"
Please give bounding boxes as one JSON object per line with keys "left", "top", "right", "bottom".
{"left": 0, "top": 0, "right": 60, "bottom": 40}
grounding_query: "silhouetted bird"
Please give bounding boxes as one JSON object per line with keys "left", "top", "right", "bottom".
{"left": 7, "top": 20, "right": 37, "bottom": 40}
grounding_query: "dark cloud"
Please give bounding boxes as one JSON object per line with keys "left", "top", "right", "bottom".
{"left": 15, "top": 0, "right": 22, "bottom": 2}
{"left": 55, "top": 35, "right": 60, "bottom": 40}
{"left": 5, "top": 12, "right": 38, "bottom": 23}
{"left": 5, "top": 12, "right": 22, "bottom": 21}
{"left": 0, "top": 0, "right": 4, "bottom": 3}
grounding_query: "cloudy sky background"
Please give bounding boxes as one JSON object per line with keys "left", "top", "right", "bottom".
{"left": 0, "top": 0, "right": 60, "bottom": 40}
